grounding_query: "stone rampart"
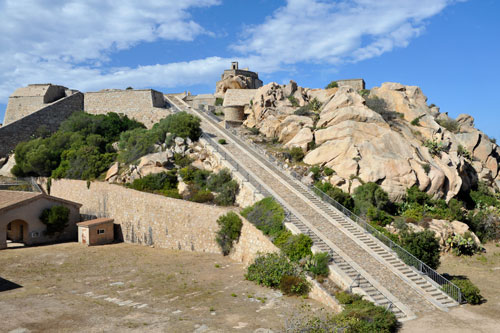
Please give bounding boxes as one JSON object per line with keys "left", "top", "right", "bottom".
{"left": 4, "top": 84, "right": 68, "bottom": 125}
{"left": 84, "top": 89, "right": 170, "bottom": 128}
{"left": 337, "top": 79, "right": 365, "bottom": 91}
{"left": 37, "top": 178, "right": 275, "bottom": 264}
{"left": 0, "top": 93, "right": 84, "bottom": 157}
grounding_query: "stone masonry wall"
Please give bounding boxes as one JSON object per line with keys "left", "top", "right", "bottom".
{"left": 84, "top": 90, "right": 170, "bottom": 128}
{"left": 0, "top": 93, "right": 84, "bottom": 157}
{"left": 38, "top": 178, "right": 276, "bottom": 264}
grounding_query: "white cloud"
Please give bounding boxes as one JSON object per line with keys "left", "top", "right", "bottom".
{"left": 0, "top": 0, "right": 222, "bottom": 101}
{"left": 232, "top": 0, "right": 459, "bottom": 69}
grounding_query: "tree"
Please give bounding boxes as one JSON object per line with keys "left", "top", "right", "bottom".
{"left": 40, "top": 205, "right": 70, "bottom": 235}
{"left": 399, "top": 230, "right": 441, "bottom": 269}
{"left": 152, "top": 111, "right": 202, "bottom": 142}
{"left": 216, "top": 212, "right": 243, "bottom": 255}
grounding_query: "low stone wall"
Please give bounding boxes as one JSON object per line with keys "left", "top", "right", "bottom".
{"left": 0, "top": 93, "right": 84, "bottom": 157}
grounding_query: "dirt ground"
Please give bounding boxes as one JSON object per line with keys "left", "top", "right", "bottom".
{"left": 401, "top": 243, "right": 500, "bottom": 333}
{"left": 0, "top": 243, "right": 324, "bottom": 333}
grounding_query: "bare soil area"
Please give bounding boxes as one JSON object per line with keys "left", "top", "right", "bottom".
{"left": 401, "top": 243, "right": 500, "bottom": 333}
{"left": 0, "top": 243, "right": 323, "bottom": 333}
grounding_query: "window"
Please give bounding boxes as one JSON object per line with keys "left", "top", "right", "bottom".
{"left": 31, "top": 231, "right": 39, "bottom": 238}
{"left": 97, "top": 229, "right": 105, "bottom": 235}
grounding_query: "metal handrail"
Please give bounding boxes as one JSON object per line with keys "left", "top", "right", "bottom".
{"left": 215, "top": 122, "right": 462, "bottom": 303}
{"left": 311, "top": 184, "right": 462, "bottom": 304}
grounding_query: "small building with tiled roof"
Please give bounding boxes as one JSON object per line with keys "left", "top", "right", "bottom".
{"left": 77, "top": 218, "right": 114, "bottom": 246}
{"left": 0, "top": 190, "right": 81, "bottom": 249}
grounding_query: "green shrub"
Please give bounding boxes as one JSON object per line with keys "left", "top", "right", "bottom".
{"left": 325, "top": 81, "right": 338, "bottom": 89}
{"left": 241, "top": 198, "right": 285, "bottom": 237}
{"left": 214, "top": 180, "right": 239, "bottom": 206}
{"left": 359, "top": 89, "right": 370, "bottom": 97}
{"left": 290, "top": 147, "right": 304, "bottom": 162}
{"left": 174, "top": 153, "right": 192, "bottom": 168}
{"left": 118, "top": 128, "right": 156, "bottom": 164}
{"left": 304, "top": 252, "right": 331, "bottom": 277}
{"left": 399, "top": 230, "right": 441, "bottom": 269}
{"left": 190, "top": 189, "right": 214, "bottom": 203}
{"left": 216, "top": 212, "right": 243, "bottom": 255}
{"left": 436, "top": 118, "right": 460, "bottom": 133}
{"left": 446, "top": 232, "right": 480, "bottom": 256}
{"left": 249, "top": 127, "right": 260, "bottom": 135}
{"left": 402, "top": 205, "right": 424, "bottom": 222}
{"left": 424, "top": 140, "right": 449, "bottom": 156}
{"left": 323, "top": 167, "right": 334, "bottom": 176}
{"left": 467, "top": 209, "right": 500, "bottom": 242}
{"left": 215, "top": 98, "right": 223, "bottom": 106}
{"left": 39, "top": 205, "right": 70, "bottom": 235}
{"left": 288, "top": 95, "right": 300, "bottom": 107}
{"left": 218, "top": 139, "right": 227, "bottom": 145}
{"left": 309, "top": 166, "right": 322, "bottom": 181}
{"left": 337, "top": 298, "right": 398, "bottom": 333}
{"left": 293, "top": 104, "right": 311, "bottom": 116}
{"left": 310, "top": 98, "right": 322, "bottom": 112}
{"left": 129, "top": 171, "right": 178, "bottom": 193}
{"left": 246, "top": 253, "right": 298, "bottom": 288}
{"left": 457, "top": 144, "right": 472, "bottom": 161}
{"left": 451, "top": 278, "right": 482, "bottom": 304}
{"left": 152, "top": 111, "right": 201, "bottom": 142}
{"left": 335, "top": 291, "right": 363, "bottom": 305}
{"left": 279, "top": 275, "right": 310, "bottom": 296}
{"left": 160, "top": 188, "right": 182, "bottom": 199}
{"left": 367, "top": 206, "right": 393, "bottom": 226}
{"left": 353, "top": 182, "right": 390, "bottom": 214}
{"left": 411, "top": 115, "right": 425, "bottom": 126}
{"left": 314, "top": 182, "right": 354, "bottom": 211}
{"left": 279, "top": 234, "right": 313, "bottom": 262}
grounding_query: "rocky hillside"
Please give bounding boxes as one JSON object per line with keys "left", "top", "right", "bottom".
{"left": 243, "top": 81, "right": 499, "bottom": 201}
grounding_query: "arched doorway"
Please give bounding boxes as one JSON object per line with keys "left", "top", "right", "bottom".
{"left": 6, "top": 220, "right": 29, "bottom": 244}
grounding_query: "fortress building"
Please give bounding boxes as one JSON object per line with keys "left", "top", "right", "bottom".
{"left": 215, "top": 62, "right": 263, "bottom": 97}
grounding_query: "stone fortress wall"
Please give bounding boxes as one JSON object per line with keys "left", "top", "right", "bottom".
{"left": 0, "top": 92, "right": 84, "bottom": 157}
{"left": 336, "top": 79, "right": 365, "bottom": 91}
{"left": 38, "top": 178, "right": 276, "bottom": 266}
{"left": 84, "top": 89, "right": 170, "bottom": 128}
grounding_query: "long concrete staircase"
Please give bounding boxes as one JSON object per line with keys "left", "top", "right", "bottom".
{"left": 165, "top": 95, "right": 461, "bottom": 320}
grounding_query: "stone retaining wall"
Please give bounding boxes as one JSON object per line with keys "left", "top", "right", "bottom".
{"left": 0, "top": 93, "right": 84, "bottom": 157}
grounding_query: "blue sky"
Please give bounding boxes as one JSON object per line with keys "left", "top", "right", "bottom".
{"left": 1, "top": 0, "right": 498, "bottom": 139}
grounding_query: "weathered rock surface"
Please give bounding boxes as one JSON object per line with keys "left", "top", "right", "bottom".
{"left": 243, "top": 80, "right": 500, "bottom": 201}
{"left": 0, "top": 155, "right": 16, "bottom": 177}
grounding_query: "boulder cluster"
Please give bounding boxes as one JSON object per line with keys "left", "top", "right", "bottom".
{"left": 244, "top": 81, "right": 500, "bottom": 201}
{"left": 105, "top": 136, "right": 222, "bottom": 184}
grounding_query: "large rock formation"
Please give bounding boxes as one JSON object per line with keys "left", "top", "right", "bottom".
{"left": 243, "top": 81, "right": 500, "bottom": 201}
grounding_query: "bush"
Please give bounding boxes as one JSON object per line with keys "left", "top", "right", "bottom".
{"left": 246, "top": 253, "right": 298, "bottom": 288}
{"left": 335, "top": 291, "right": 363, "bottom": 305}
{"left": 367, "top": 206, "right": 393, "bottom": 226}
{"left": 314, "top": 182, "right": 355, "bottom": 211}
{"left": 118, "top": 128, "right": 156, "bottom": 164}
{"left": 446, "top": 232, "right": 480, "bottom": 256}
{"left": 241, "top": 198, "right": 285, "bottom": 237}
{"left": 174, "top": 153, "right": 193, "bottom": 168}
{"left": 304, "top": 252, "right": 330, "bottom": 277}
{"left": 424, "top": 140, "right": 449, "bottom": 156}
{"left": 353, "top": 182, "right": 390, "bottom": 214}
{"left": 399, "top": 230, "right": 441, "bottom": 269}
{"left": 216, "top": 212, "right": 243, "bottom": 255}
{"left": 325, "top": 81, "right": 338, "bottom": 89}
{"left": 290, "top": 147, "right": 304, "bottom": 162}
{"left": 293, "top": 104, "right": 311, "bottom": 116}
{"left": 279, "top": 275, "right": 310, "bottom": 296}
{"left": 214, "top": 180, "right": 239, "bottom": 206}
{"left": 323, "top": 167, "right": 334, "bottom": 176}
{"left": 249, "top": 127, "right": 260, "bottom": 135}
{"left": 218, "top": 139, "right": 227, "bottom": 145}
{"left": 423, "top": 163, "right": 431, "bottom": 174}
{"left": 288, "top": 95, "right": 299, "bottom": 107}
{"left": 467, "top": 209, "right": 500, "bottom": 242}
{"left": 310, "top": 98, "right": 322, "bottom": 112}
{"left": 337, "top": 298, "right": 398, "bottom": 333}
{"left": 279, "top": 234, "right": 313, "bottom": 262}
{"left": 359, "top": 89, "right": 370, "bottom": 97}
{"left": 437, "top": 118, "right": 460, "bottom": 133}
{"left": 402, "top": 205, "right": 424, "bottom": 222}
{"left": 129, "top": 171, "right": 178, "bottom": 193}
{"left": 215, "top": 98, "right": 223, "bottom": 106}
{"left": 411, "top": 115, "right": 425, "bottom": 126}
{"left": 451, "top": 278, "right": 482, "bottom": 304}
{"left": 39, "top": 205, "right": 70, "bottom": 235}
{"left": 152, "top": 111, "right": 202, "bottom": 142}
{"left": 190, "top": 189, "right": 214, "bottom": 203}
{"left": 457, "top": 144, "right": 472, "bottom": 161}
